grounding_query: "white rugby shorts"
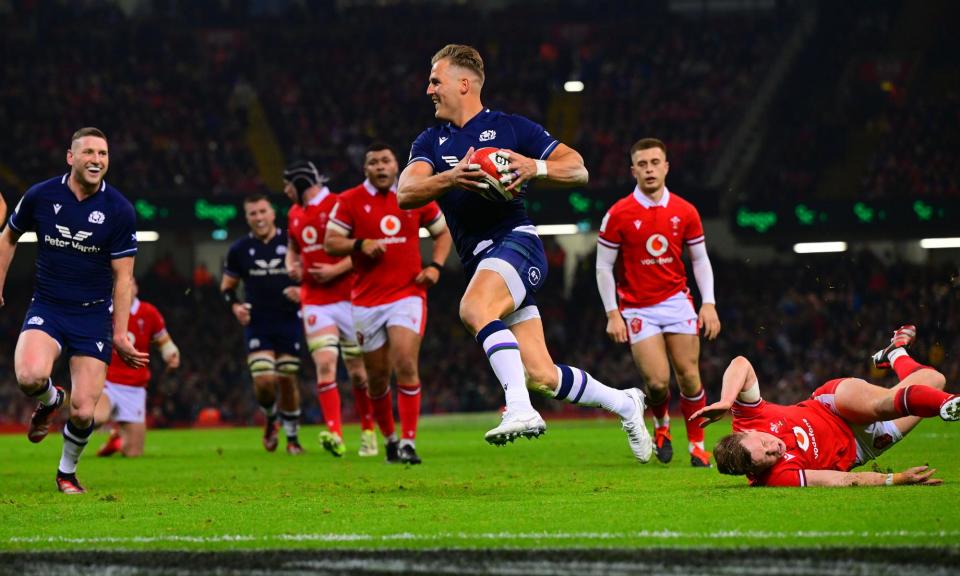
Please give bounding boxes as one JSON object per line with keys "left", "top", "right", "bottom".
{"left": 621, "top": 290, "right": 698, "bottom": 344}
{"left": 352, "top": 295, "right": 425, "bottom": 352}
{"left": 103, "top": 380, "right": 147, "bottom": 424}
{"left": 302, "top": 301, "right": 357, "bottom": 344}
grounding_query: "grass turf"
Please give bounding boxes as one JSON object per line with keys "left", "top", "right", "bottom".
{"left": 1, "top": 414, "right": 958, "bottom": 551}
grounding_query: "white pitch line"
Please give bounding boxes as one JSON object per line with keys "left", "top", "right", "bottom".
{"left": 8, "top": 529, "right": 960, "bottom": 545}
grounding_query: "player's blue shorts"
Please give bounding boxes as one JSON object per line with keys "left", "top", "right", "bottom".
{"left": 244, "top": 314, "right": 302, "bottom": 356}
{"left": 21, "top": 298, "right": 113, "bottom": 364}
{"left": 469, "top": 228, "right": 548, "bottom": 312}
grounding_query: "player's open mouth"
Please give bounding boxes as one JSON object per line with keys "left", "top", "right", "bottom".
{"left": 87, "top": 166, "right": 102, "bottom": 174}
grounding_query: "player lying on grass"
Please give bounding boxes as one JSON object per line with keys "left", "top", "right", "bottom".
{"left": 695, "top": 325, "right": 959, "bottom": 487}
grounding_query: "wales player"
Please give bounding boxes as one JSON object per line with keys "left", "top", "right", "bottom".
{"left": 0, "top": 127, "right": 146, "bottom": 493}
{"left": 398, "top": 45, "right": 653, "bottom": 462}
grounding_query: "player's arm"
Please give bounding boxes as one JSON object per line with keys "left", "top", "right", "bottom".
{"left": 688, "top": 241, "right": 720, "bottom": 340}
{"left": 324, "top": 215, "right": 385, "bottom": 259}
{"left": 804, "top": 466, "right": 942, "bottom": 487}
{"left": 307, "top": 256, "right": 353, "bottom": 284}
{"left": 220, "top": 272, "right": 250, "bottom": 326}
{"left": 152, "top": 330, "right": 180, "bottom": 371}
{"left": 498, "top": 143, "right": 589, "bottom": 193}
{"left": 286, "top": 237, "right": 302, "bottom": 282}
{"left": 0, "top": 226, "right": 20, "bottom": 308}
{"left": 112, "top": 257, "right": 150, "bottom": 368}
{"left": 397, "top": 155, "right": 489, "bottom": 209}
{"left": 692, "top": 356, "right": 761, "bottom": 427}
{"left": 595, "top": 242, "right": 626, "bottom": 344}
{"left": 0, "top": 194, "right": 6, "bottom": 230}
{"left": 414, "top": 214, "right": 452, "bottom": 288}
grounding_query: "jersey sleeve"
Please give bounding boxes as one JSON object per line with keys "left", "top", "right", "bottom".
{"left": 730, "top": 398, "right": 769, "bottom": 431}
{"left": 756, "top": 462, "right": 806, "bottom": 487}
{"left": 407, "top": 129, "right": 436, "bottom": 169}
{"left": 108, "top": 199, "right": 138, "bottom": 259}
{"left": 148, "top": 304, "right": 167, "bottom": 340}
{"left": 508, "top": 114, "right": 559, "bottom": 160}
{"left": 419, "top": 201, "right": 442, "bottom": 227}
{"left": 223, "top": 244, "right": 243, "bottom": 278}
{"left": 328, "top": 197, "right": 354, "bottom": 235}
{"left": 597, "top": 207, "right": 622, "bottom": 249}
{"left": 684, "top": 202, "right": 705, "bottom": 246}
{"left": 7, "top": 185, "right": 41, "bottom": 233}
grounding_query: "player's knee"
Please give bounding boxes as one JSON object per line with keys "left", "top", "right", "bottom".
{"left": 70, "top": 403, "right": 96, "bottom": 426}
{"left": 349, "top": 370, "right": 368, "bottom": 390}
{"left": 918, "top": 369, "right": 947, "bottom": 391}
{"left": 394, "top": 358, "right": 419, "bottom": 384}
{"left": 15, "top": 367, "right": 49, "bottom": 392}
{"left": 458, "top": 298, "right": 490, "bottom": 334}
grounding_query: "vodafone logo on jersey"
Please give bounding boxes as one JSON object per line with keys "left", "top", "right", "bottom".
{"left": 302, "top": 226, "right": 319, "bottom": 245}
{"left": 380, "top": 215, "right": 402, "bottom": 236}
{"left": 792, "top": 426, "right": 809, "bottom": 451}
{"left": 645, "top": 234, "right": 669, "bottom": 257}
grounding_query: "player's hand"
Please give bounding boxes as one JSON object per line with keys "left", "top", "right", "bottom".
{"left": 307, "top": 263, "right": 339, "bottom": 284}
{"left": 415, "top": 266, "right": 440, "bottom": 288}
{"left": 233, "top": 302, "right": 251, "bottom": 326}
{"left": 448, "top": 147, "right": 491, "bottom": 194}
{"left": 691, "top": 400, "right": 733, "bottom": 428}
{"left": 165, "top": 350, "right": 180, "bottom": 371}
{"left": 605, "top": 311, "right": 628, "bottom": 344}
{"left": 698, "top": 303, "right": 721, "bottom": 340}
{"left": 359, "top": 239, "right": 386, "bottom": 259}
{"left": 288, "top": 262, "right": 302, "bottom": 282}
{"left": 114, "top": 333, "right": 150, "bottom": 369}
{"left": 282, "top": 286, "right": 300, "bottom": 303}
{"left": 495, "top": 149, "right": 537, "bottom": 193}
{"left": 899, "top": 465, "right": 943, "bottom": 486}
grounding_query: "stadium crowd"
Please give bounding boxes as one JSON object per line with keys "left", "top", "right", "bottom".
{"left": 1, "top": 249, "right": 955, "bottom": 427}
{"left": 0, "top": 2, "right": 787, "bottom": 198}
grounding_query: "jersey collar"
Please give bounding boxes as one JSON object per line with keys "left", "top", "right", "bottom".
{"left": 632, "top": 186, "right": 670, "bottom": 208}
{"left": 61, "top": 173, "right": 106, "bottom": 194}
{"left": 362, "top": 179, "right": 397, "bottom": 196}
{"left": 306, "top": 186, "right": 330, "bottom": 206}
{"left": 445, "top": 108, "right": 491, "bottom": 133}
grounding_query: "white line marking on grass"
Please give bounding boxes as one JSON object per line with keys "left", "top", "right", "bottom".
{"left": 9, "top": 529, "right": 960, "bottom": 546}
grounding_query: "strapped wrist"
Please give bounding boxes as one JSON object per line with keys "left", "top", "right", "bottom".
{"left": 535, "top": 159, "right": 548, "bottom": 178}
{"left": 353, "top": 238, "right": 365, "bottom": 253}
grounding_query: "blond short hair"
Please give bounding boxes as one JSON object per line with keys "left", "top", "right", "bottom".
{"left": 432, "top": 44, "right": 484, "bottom": 84}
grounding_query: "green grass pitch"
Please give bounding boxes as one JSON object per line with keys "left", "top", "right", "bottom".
{"left": 2, "top": 414, "right": 958, "bottom": 551}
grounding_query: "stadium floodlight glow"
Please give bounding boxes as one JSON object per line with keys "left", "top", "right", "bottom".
{"left": 563, "top": 81, "right": 584, "bottom": 93}
{"left": 536, "top": 224, "right": 580, "bottom": 236}
{"left": 920, "top": 237, "right": 960, "bottom": 249}
{"left": 793, "top": 241, "right": 847, "bottom": 254}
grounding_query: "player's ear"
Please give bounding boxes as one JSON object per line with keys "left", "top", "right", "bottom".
{"left": 66, "top": 148, "right": 74, "bottom": 166}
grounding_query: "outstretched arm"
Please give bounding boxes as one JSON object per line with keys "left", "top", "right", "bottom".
{"left": 805, "top": 466, "right": 941, "bottom": 487}
{"left": 691, "top": 355, "right": 761, "bottom": 427}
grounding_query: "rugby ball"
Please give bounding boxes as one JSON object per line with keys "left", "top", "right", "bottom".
{"left": 468, "top": 147, "right": 514, "bottom": 202}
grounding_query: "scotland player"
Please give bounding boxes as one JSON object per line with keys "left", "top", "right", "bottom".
{"left": 0, "top": 127, "right": 147, "bottom": 493}
{"left": 398, "top": 45, "right": 653, "bottom": 462}
{"left": 221, "top": 194, "right": 304, "bottom": 454}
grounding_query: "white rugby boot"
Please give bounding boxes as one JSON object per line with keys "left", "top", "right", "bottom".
{"left": 940, "top": 395, "right": 960, "bottom": 421}
{"left": 622, "top": 388, "right": 654, "bottom": 463}
{"left": 484, "top": 409, "right": 546, "bottom": 445}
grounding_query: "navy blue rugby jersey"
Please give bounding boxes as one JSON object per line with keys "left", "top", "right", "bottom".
{"left": 223, "top": 229, "right": 298, "bottom": 323}
{"left": 8, "top": 174, "right": 137, "bottom": 306}
{"left": 407, "top": 108, "right": 558, "bottom": 266}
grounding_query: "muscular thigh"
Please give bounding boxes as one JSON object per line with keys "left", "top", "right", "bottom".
{"left": 629, "top": 334, "right": 671, "bottom": 386}
{"left": 664, "top": 333, "right": 700, "bottom": 374}
{"left": 69, "top": 355, "right": 108, "bottom": 407}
